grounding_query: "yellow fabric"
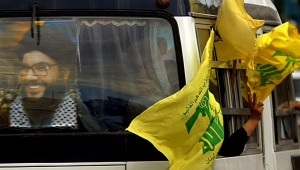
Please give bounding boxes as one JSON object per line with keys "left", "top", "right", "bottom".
{"left": 214, "top": 0, "right": 265, "bottom": 62}
{"left": 127, "top": 30, "right": 224, "bottom": 170}
{"left": 214, "top": 0, "right": 300, "bottom": 102}
{"left": 210, "top": 69, "right": 218, "bottom": 86}
{"left": 247, "top": 22, "right": 300, "bottom": 101}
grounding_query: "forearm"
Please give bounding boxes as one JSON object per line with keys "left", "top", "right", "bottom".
{"left": 242, "top": 118, "right": 260, "bottom": 137}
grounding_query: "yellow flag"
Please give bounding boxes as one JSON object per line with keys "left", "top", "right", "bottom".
{"left": 213, "top": 0, "right": 300, "bottom": 102}
{"left": 247, "top": 22, "right": 300, "bottom": 101}
{"left": 214, "top": 0, "right": 265, "bottom": 61}
{"left": 127, "top": 30, "right": 224, "bottom": 170}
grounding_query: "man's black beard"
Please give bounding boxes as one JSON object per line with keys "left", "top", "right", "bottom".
{"left": 19, "top": 81, "right": 67, "bottom": 128}
{"left": 20, "top": 79, "right": 67, "bottom": 99}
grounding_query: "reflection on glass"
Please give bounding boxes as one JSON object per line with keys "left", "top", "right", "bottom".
{"left": 293, "top": 68, "right": 300, "bottom": 101}
{"left": 292, "top": 68, "right": 300, "bottom": 138}
{"left": 0, "top": 17, "right": 180, "bottom": 133}
{"left": 78, "top": 18, "right": 180, "bottom": 132}
{"left": 274, "top": 78, "right": 293, "bottom": 141}
{"left": 277, "top": 100, "right": 300, "bottom": 140}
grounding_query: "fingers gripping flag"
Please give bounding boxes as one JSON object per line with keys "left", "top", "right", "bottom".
{"left": 127, "top": 30, "right": 224, "bottom": 170}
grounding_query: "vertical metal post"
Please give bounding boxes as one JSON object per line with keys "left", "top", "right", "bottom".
{"left": 224, "top": 69, "right": 234, "bottom": 134}
{"left": 235, "top": 70, "right": 242, "bottom": 129}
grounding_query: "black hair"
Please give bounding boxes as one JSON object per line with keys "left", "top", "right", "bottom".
{"left": 16, "top": 26, "right": 76, "bottom": 70}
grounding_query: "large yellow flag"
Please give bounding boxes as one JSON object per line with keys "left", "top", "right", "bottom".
{"left": 214, "top": 0, "right": 300, "bottom": 102}
{"left": 127, "top": 30, "right": 224, "bottom": 170}
{"left": 214, "top": 0, "right": 265, "bottom": 61}
{"left": 247, "top": 22, "right": 300, "bottom": 101}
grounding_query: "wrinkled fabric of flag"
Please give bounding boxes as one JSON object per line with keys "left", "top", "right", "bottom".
{"left": 127, "top": 30, "right": 224, "bottom": 170}
{"left": 248, "top": 22, "right": 300, "bottom": 101}
{"left": 214, "top": 0, "right": 265, "bottom": 62}
{"left": 214, "top": 0, "right": 300, "bottom": 102}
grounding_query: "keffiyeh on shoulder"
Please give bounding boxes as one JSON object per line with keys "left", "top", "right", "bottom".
{"left": 9, "top": 94, "right": 77, "bottom": 128}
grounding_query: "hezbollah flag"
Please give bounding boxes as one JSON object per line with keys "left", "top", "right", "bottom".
{"left": 214, "top": 0, "right": 265, "bottom": 62}
{"left": 214, "top": 0, "right": 300, "bottom": 102}
{"left": 127, "top": 30, "right": 224, "bottom": 170}
{"left": 247, "top": 22, "right": 300, "bottom": 101}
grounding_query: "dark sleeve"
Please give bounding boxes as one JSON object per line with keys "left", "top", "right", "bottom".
{"left": 0, "top": 111, "right": 9, "bottom": 127}
{"left": 218, "top": 127, "right": 249, "bottom": 157}
{"left": 77, "top": 98, "right": 102, "bottom": 132}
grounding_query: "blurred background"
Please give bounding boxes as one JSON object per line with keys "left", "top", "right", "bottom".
{"left": 273, "top": 0, "right": 300, "bottom": 30}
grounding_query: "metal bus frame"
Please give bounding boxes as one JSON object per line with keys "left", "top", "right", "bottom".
{"left": 0, "top": 0, "right": 299, "bottom": 170}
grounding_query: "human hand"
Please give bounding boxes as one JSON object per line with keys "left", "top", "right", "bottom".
{"left": 278, "top": 100, "right": 300, "bottom": 115}
{"left": 248, "top": 92, "right": 264, "bottom": 122}
{"left": 243, "top": 92, "right": 264, "bottom": 136}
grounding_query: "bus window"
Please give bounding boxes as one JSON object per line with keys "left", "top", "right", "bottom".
{"left": 292, "top": 68, "right": 300, "bottom": 141}
{"left": 196, "top": 28, "right": 210, "bottom": 56}
{"left": 258, "top": 26, "right": 300, "bottom": 151}
{"left": 0, "top": 17, "right": 181, "bottom": 133}
{"left": 292, "top": 68, "right": 300, "bottom": 101}
{"left": 272, "top": 75, "right": 300, "bottom": 151}
{"left": 195, "top": 26, "right": 221, "bottom": 103}
{"left": 77, "top": 17, "right": 180, "bottom": 132}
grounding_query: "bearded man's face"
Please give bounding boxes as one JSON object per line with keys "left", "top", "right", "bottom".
{"left": 21, "top": 50, "right": 63, "bottom": 98}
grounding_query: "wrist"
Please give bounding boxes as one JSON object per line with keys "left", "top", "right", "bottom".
{"left": 248, "top": 117, "right": 261, "bottom": 125}
{"left": 249, "top": 116, "right": 261, "bottom": 123}
{"left": 243, "top": 119, "right": 260, "bottom": 137}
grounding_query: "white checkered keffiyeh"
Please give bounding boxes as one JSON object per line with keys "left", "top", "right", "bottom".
{"left": 9, "top": 94, "right": 77, "bottom": 128}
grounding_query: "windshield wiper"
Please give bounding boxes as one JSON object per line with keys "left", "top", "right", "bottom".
{"left": 31, "top": 2, "right": 41, "bottom": 45}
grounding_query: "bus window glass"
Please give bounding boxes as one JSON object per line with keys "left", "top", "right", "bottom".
{"left": 196, "top": 29, "right": 210, "bottom": 56}
{"left": 292, "top": 68, "right": 300, "bottom": 137}
{"left": 0, "top": 17, "right": 180, "bottom": 133}
{"left": 273, "top": 78, "right": 294, "bottom": 143}
{"left": 78, "top": 18, "right": 180, "bottom": 132}
{"left": 293, "top": 68, "right": 300, "bottom": 101}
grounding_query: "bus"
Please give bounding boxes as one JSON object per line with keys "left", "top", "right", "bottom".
{"left": 0, "top": 0, "right": 298, "bottom": 170}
